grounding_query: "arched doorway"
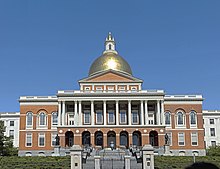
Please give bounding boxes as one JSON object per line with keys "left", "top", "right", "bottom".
{"left": 120, "top": 131, "right": 129, "bottom": 148}
{"left": 82, "top": 131, "right": 91, "bottom": 146}
{"left": 65, "top": 131, "right": 74, "bottom": 147}
{"left": 149, "top": 131, "right": 158, "bottom": 146}
{"left": 95, "top": 131, "right": 103, "bottom": 147}
{"left": 132, "top": 131, "right": 142, "bottom": 146}
{"left": 107, "top": 131, "right": 116, "bottom": 148}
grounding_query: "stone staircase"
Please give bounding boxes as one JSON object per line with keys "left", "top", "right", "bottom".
{"left": 83, "top": 148, "right": 142, "bottom": 169}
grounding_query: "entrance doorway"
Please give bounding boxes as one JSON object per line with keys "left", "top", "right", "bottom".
{"left": 149, "top": 131, "right": 158, "bottom": 146}
{"left": 95, "top": 131, "right": 103, "bottom": 147}
{"left": 107, "top": 131, "right": 116, "bottom": 148}
{"left": 132, "top": 131, "right": 142, "bottom": 146}
{"left": 65, "top": 131, "right": 74, "bottom": 147}
{"left": 82, "top": 131, "right": 91, "bottom": 146}
{"left": 120, "top": 131, "right": 129, "bottom": 148}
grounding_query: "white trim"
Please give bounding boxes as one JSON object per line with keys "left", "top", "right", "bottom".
{"left": 119, "top": 110, "right": 127, "bottom": 124}
{"left": 108, "top": 110, "right": 115, "bottom": 124}
{"left": 26, "top": 112, "right": 33, "bottom": 129}
{"left": 191, "top": 132, "right": 198, "bottom": 146}
{"left": 178, "top": 132, "right": 185, "bottom": 146}
{"left": 38, "top": 133, "right": 45, "bottom": 147}
{"left": 25, "top": 133, "right": 32, "bottom": 147}
{"left": 96, "top": 110, "right": 103, "bottom": 124}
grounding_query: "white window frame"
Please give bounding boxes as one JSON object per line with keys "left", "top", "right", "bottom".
{"left": 10, "top": 121, "right": 14, "bottom": 126}
{"left": 210, "top": 119, "right": 215, "bottom": 124}
{"left": 176, "top": 111, "right": 185, "bottom": 127}
{"left": 108, "top": 110, "right": 115, "bottom": 124}
{"left": 96, "top": 110, "right": 103, "bottom": 124}
{"left": 132, "top": 110, "right": 139, "bottom": 124}
{"left": 26, "top": 112, "right": 33, "bottom": 129}
{"left": 165, "top": 112, "right": 171, "bottom": 126}
{"left": 84, "top": 111, "right": 91, "bottom": 125}
{"left": 120, "top": 110, "right": 127, "bottom": 124}
{"left": 9, "top": 130, "right": 14, "bottom": 139}
{"left": 107, "top": 86, "right": 114, "bottom": 92}
{"left": 189, "top": 111, "right": 197, "bottom": 127}
{"left": 178, "top": 132, "right": 185, "bottom": 146}
{"left": 26, "top": 133, "right": 32, "bottom": 147}
{"left": 191, "top": 132, "right": 198, "bottom": 146}
{"left": 51, "top": 112, "right": 58, "bottom": 126}
{"left": 51, "top": 133, "right": 57, "bottom": 147}
{"left": 68, "top": 113, "right": 74, "bottom": 125}
{"left": 96, "top": 87, "right": 103, "bottom": 93}
{"left": 210, "top": 128, "right": 216, "bottom": 137}
{"left": 38, "top": 133, "right": 45, "bottom": 147}
{"left": 38, "top": 112, "right": 47, "bottom": 127}
{"left": 167, "top": 132, "right": 172, "bottom": 146}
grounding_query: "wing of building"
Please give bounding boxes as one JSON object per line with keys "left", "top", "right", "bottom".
{"left": 18, "top": 33, "right": 206, "bottom": 156}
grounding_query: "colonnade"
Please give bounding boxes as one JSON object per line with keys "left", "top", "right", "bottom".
{"left": 58, "top": 100, "right": 165, "bottom": 126}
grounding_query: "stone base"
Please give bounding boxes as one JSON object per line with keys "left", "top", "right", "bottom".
{"left": 52, "top": 146, "right": 61, "bottom": 156}
{"left": 164, "top": 145, "right": 172, "bottom": 156}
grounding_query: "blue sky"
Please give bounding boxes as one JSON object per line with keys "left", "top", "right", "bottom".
{"left": 0, "top": 0, "right": 220, "bottom": 112}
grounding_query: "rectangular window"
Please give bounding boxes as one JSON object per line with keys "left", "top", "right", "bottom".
{"left": 167, "top": 132, "right": 172, "bottom": 146}
{"left": 107, "top": 86, "right": 114, "bottom": 91}
{"left": 210, "top": 128, "right": 215, "bottom": 136}
{"left": 211, "top": 141, "right": 216, "bottom": 147}
{"left": 68, "top": 114, "right": 74, "bottom": 125}
{"left": 96, "top": 87, "right": 103, "bottom": 92}
{"left": 51, "top": 133, "right": 57, "bottom": 146}
{"left": 38, "top": 133, "right": 45, "bottom": 147}
{"left": 131, "top": 86, "right": 137, "bottom": 91}
{"left": 96, "top": 111, "right": 103, "bottom": 124}
{"left": 9, "top": 130, "right": 14, "bottom": 139}
{"left": 132, "top": 111, "right": 138, "bottom": 124}
{"left": 84, "top": 111, "right": 91, "bottom": 124}
{"left": 120, "top": 111, "right": 126, "bottom": 124}
{"left": 108, "top": 111, "right": 115, "bottom": 124}
{"left": 210, "top": 119, "right": 215, "bottom": 124}
{"left": 26, "top": 133, "right": 32, "bottom": 147}
{"left": 191, "top": 132, "right": 198, "bottom": 146}
{"left": 178, "top": 133, "right": 185, "bottom": 146}
{"left": 10, "top": 121, "right": 14, "bottom": 126}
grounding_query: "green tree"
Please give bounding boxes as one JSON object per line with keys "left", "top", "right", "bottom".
{"left": 0, "top": 120, "right": 18, "bottom": 156}
{"left": 207, "top": 146, "right": 220, "bottom": 156}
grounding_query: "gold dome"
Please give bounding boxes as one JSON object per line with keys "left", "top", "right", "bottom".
{"left": 89, "top": 33, "right": 132, "bottom": 76}
{"left": 89, "top": 52, "right": 132, "bottom": 76}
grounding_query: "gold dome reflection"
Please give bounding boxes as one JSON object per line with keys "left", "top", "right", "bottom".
{"left": 89, "top": 52, "right": 132, "bottom": 76}
{"left": 106, "top": 58, "right": 117, "bottom": 70}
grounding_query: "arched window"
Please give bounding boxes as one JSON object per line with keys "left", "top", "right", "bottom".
{"left": 165, "top": 112, "right": 171, "bottom": 125}
{"left": 52, "top": 112, "right": 58, "bottom": 126}
{"left": 190, "top": 111, "right": 197, "bottom": 125}
{"left": 177, "top": 111, "right": 184, "bottom": 125}
{"left": 26, "top": 112, "right": 33, "bottom": 126}
{"left": 39, "top": 112, "right": 46, "bottom": 126}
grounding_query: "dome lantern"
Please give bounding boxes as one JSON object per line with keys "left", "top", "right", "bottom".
{"left": 103, "top": 32, "right": 118, "bottom": 54}
{"left": 89, "top": 33, "right": 132, "bottom": 76}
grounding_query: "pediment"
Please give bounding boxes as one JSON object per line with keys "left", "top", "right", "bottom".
{"left": 79, "top": 70, "right": 143, "bottom": 83}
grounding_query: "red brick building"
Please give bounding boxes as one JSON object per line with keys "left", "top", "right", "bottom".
{"left": 18, "top": 33, "right": 205, "bottom": 156}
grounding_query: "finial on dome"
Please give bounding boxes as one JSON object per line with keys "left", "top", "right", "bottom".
{"left": 103, "top": 32, "right": 117, "bottom": 54}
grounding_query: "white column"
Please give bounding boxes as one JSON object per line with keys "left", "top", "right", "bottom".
{"left": 91, "top": 101, "right": 94, "bottom": 125}
{"left": 103, "top": 101, "right": 107, "bottom": 125}
{"left": 74, "top": 101, "right": 78, "bottom": 126}
{"left": 128, "top": 100, "right": 131, "bottom": 125}
{"left": 116, "top": 100, "right": 119, "bottom": 125}
{"left": 145, "top": 100, "right": 148, "bottom": 125}
{"left": 157, "top": 100, "right": 161, "bottom": 125}
{"left": 58, "top": 101, "right": 61, "bottom": 126}
{"left": 62, "top": 101, "right": 65, "bottom": 125}
{"left": 161, "top": 100, "right": 165, "bottom": 125}
{"left": 141, "top": 100, "right": 144, "bottom": 125}
{"left": 78, "top": 101, "right": 82, "bottom": 125}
